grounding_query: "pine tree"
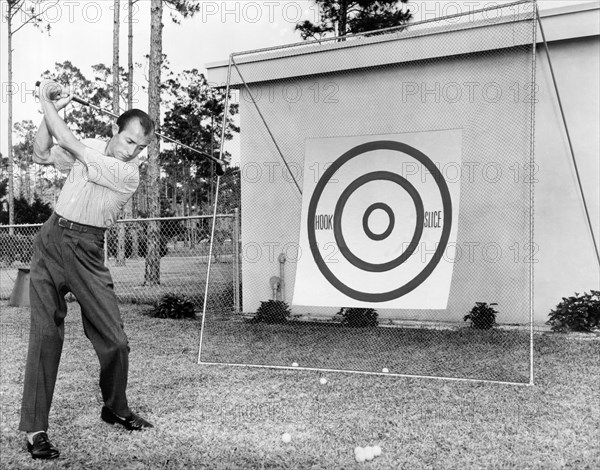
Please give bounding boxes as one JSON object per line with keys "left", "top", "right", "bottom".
{"left": 296, "top": 0, "right": 412, "bottom": 40}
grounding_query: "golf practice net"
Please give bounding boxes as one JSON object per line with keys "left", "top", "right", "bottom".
{"left": 199, "top": 0, "right": 538, "bottom": 385}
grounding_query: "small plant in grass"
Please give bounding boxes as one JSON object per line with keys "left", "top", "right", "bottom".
{"left": 464, "top": 302, "right": 498, "bottom": 329}
{"left": 337, "top": 307, "right": 378, "bottom": 327}
{"left": 151, "top": 293, "right": 196, "bottom": 319}
{"left": 251, "top": 300, "right": 291, "bottom": 324}
{"left": 546, "top": 290, "right": 600, "bottom": 332}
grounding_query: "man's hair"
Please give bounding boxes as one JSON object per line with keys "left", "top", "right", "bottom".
{"left": 116, "top": 109, "right": 155, "bottom": 136}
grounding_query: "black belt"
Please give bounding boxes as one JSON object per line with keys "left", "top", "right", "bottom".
{"left": 54, "top": 213, "right": 106, "bottom": 236}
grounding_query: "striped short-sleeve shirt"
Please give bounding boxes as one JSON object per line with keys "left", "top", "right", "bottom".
{"left": 53, "top": 138, "right": 140, "bottom": 228}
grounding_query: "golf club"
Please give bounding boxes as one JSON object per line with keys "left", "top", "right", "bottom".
{"left": 35, "top": 81, "right": 227, "bottom": 176}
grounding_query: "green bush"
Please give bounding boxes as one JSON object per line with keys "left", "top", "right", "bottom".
{"left": 546, "top": 290, "right": 600, "bottom": 333}
{"left": 251, "top": 300, "right": 290, "bottom": 324}
{"left": 337, "top": 307, "right": 378, "bottom": 328}
{"left": 464, "top": 302, "right": 498, "bottom": 329}
{"left": 150, "top": 293, "right": 196, "bottom": 320}
{"left": 0, "top": 196, "right": 52, "bottom": 224}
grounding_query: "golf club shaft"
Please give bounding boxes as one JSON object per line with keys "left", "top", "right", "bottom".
{"left": 35, "top": 83, "right": 226, "bottom": 175}
{"left": 72, "top": 96, "right": 118, "bottom": 118}
{"left": 72, "top": 96, "right": 226, "bottom": 175}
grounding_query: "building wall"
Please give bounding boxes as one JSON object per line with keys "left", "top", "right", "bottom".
{"left": 238, "top": 51, "right": 535, "bottom": 325}
{"left": 211, "top": 6, "right": 599, "bottom": 325}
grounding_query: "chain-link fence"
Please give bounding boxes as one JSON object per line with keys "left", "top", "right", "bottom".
{"left": 1, "top": 214, "right": 240, "bottom": 311}
{"left": 200, "top": 1, "right": 537, "bottom": 384}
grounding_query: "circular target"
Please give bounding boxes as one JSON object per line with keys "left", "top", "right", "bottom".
{"left": 307, "top": 140, "right": 452, "bottom": 302}
{"left": 363, "top": 203, "right": 395, "bottom": 241}
{"left": 334, "top": 171, "right": 424, "bottom": 272}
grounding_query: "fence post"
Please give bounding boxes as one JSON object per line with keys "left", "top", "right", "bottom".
{"left": 233, "top": 207, "right": 241, "bottom": 313}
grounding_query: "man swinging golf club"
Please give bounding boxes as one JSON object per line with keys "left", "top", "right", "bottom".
{"left": 20, "top": 80, "right": 154, "bottom": 460}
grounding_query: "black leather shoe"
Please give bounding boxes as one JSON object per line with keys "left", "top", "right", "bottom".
{"left": 101, "top": 406, "right": 154, "bottom": 431}
{"left": 26, "top": 432, "right": 60, "bottom": 460}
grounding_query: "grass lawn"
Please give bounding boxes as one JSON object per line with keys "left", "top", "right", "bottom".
{"left": 1, "top": 300, "right": 598, "bottom": 469}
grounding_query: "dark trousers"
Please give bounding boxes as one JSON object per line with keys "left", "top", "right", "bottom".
{"left": 19, "top": 213, "right": 130, "bottom": 432}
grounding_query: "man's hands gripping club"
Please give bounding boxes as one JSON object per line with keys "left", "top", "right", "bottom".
{"left": 37, "top": 80, "right": 74, "bottom": 112}
{"left": 35, "top": 80, "right": 87, "bottom": 164}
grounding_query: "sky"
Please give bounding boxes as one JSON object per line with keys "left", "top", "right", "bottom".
{"left": 0, "top": 0, "right": 597, "bottom": 159}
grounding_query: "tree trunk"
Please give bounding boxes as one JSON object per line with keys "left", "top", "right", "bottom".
{"left": 127, "top": 0, "right": 133, "bottom": 111}
{"left": 112, "top": 0, "right": 120, "bottom": 114}
{"left": 181, "top": 164, "right": 186, "bottom": 217}
{"left": 112, "top": 0, "right": 128, "bottom": 267}
{"left": 338, "top": 0, "right": 348, "bottom": 37}
{"left": 128, "top": 0, "right": 139, "bottom": 260}
{"left": 209, "top": 114, "right": 214, "bottom": 208}
{"left": 24, "top": 157, "right": 32, "bottom": 203}
{"left": 144, "top": 0, "right": 163, "bottom": 286}
{"left": 171, "top": 173, "right": 177, "bottom": 214}
{"left": 7, "top": 12, "right": 14, "bottom": 234}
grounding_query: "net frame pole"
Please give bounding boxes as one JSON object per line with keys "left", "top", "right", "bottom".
{"left": 231, "top": 56, "right": 303, "bottom": 196}
{"left": 529, "top": 0, "right": 539, "bottom": 387}
{"left": 197, "top": 4, "right": 538, "bottom": 385}
{"left": 197, "top": 360, "right": 534, "bottom": 387}
{"left": 197, "top": 55, "right": 233, "bottom": 365}
{"left": 233, "top": 207, "right": 241, "bottom": 314}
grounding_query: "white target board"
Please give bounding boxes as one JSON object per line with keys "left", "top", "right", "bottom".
{"left": 293, "top": 130, "right": 462, "bottom": 309}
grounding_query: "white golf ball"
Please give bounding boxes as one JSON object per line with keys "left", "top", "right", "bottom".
{"left": 373, "top": 445, "right": 382, "bottom": 456}
{"left": 320, "top": 377, "right": 327, "bottom": 385}
{"left": 292, "top": 362, "right": 299, "bottom": 367}
{"left": 382, "top": 368, "right": 389, "bottom": 373}
{"left": 364, "top": 446, "right": 374, "bottom": 460}
{"left": 354, "top": 447, "right": 365, "bottom": 462}
{"left": 281, "top": 433, "right": 291, "bottom": 443}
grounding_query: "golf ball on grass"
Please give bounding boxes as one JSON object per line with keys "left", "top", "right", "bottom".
{"left": 354, "top": 447, "right": 366, "bottom": 462}
{"left": 355, "top": 444, "right": 383, "bottom": 462}
{"left": 281, "top": 433, "right": 291, "bottom": 443}
{"left": 382, "top": 368, "right": 389, "bottom": 373}
{"left": 320, "top": 377, "right": 327, "bottom": 385}
{"left": 292, "top": 362, "right": 299, "bottom": 367}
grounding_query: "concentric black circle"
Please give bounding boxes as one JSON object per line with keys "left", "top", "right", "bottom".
{"left": 334, "top": 171, "right": 424, "bottom": 272}
{"left": 307, "top": 140, "right": 452, "bottom": 302}
{"left": 363, "top": 203, "right": 395, "bottom": 241}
